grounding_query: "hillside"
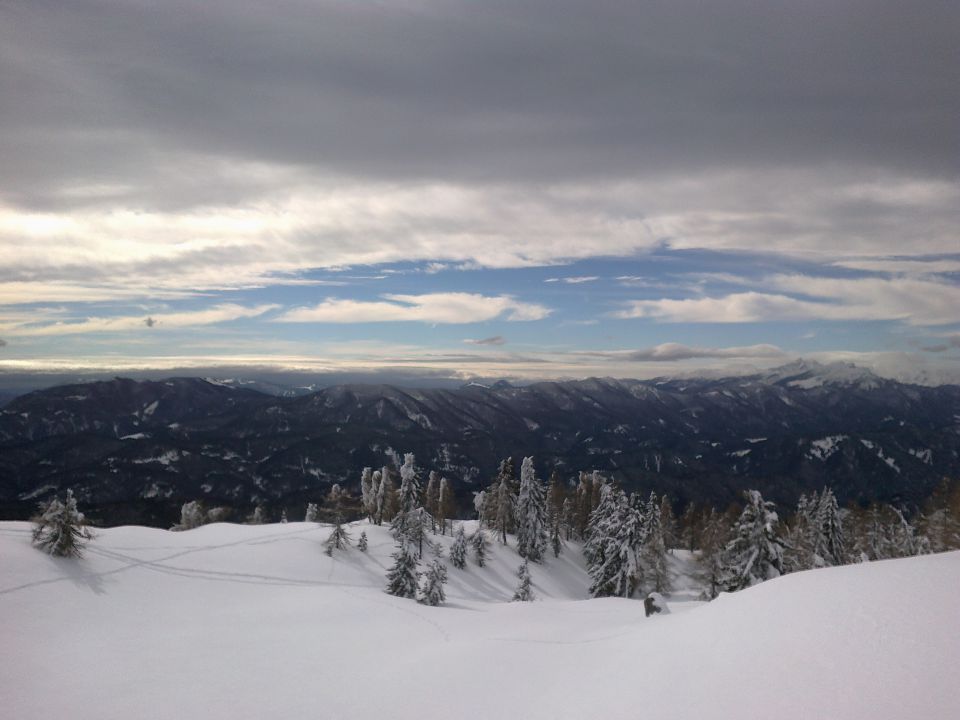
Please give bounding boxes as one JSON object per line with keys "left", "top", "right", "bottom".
{"left": 2, "top": 361, "right": 959, "bottom": 525}
{"left": 2, "top": 520, "right": 958, "bottom": 719}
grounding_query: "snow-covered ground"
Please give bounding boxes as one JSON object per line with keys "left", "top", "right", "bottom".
{"left": 2, "top": 520, "right": 958, "bottom": 719}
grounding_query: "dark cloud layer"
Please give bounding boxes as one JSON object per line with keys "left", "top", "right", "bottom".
{"left": 1, "top": 0, "right": 957, "bottom": 210}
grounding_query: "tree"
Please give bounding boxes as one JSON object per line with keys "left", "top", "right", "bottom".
{"left": 784, "top": 493, "right": 818, "bottom": 572}
{"left": 172, "top": 500, "right": 205, "bottom": 531}
{"left": 32, "top": 490, "right": 93, "bottom": 557}
{"left": 438, "top": 477, "right": 455, "bottom": 536}
{"left": 721, "top": 490, "right": 786, "bottom": 592}
{"left": 325, "top": 521, "right": 351, "bottom": 555}
{"left": 418, "top": 559, "right": 448, "bottom": 606}
{"left": 643, "top": 492, "right": 672, "bottom": 593}
{"left": 511, "top": 559, "right": 534, "bottom": 601}
{"left": 696, "top": 508, "right": 732, "bottom": 600}
{"left": 248, "top": 505, "right": 266, "bottom": 525}
{"left": 516, "top": 456, "right": 549, "bottom": 561}
{"left": 360, "top": 467, "right": 376, "bottom": 521}
{"left": 281, "top": 509, "right": 288, "bottom": 524}
{"left": 305, "top": 502, "right": 319, "bottom": 522}
{"left": 450, "top": 524, "right": 468, "bottom": 569}
{"left": 493, "top": 459, "right": 517, "bottom": 544}
{"left": 425, "top": 471, "right": 441, "bottom": 533}
{"left": 391, "top": 453, "right": 423, "bottom": 539}
{"left": 471, "top": 527, "right": 489, "bottom": 567}
{"left": 586, "top": 486, "right": 645, "bottom": 598}
{"left": 385, "top": 540, "right": 420, "bottom": 599}
{"left": 358, "top": 530, "right": 369, "bottom": 552}
{"left": 815, "top": 488, "right": 845, "bottom": 566}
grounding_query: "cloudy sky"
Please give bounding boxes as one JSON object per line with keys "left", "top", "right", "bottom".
{"left": 1, "top": 0, "right": 958, "bottom": 383}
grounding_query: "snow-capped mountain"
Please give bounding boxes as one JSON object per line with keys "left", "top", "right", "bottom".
{"left": 1, "top": 362, "right": 958, "bottom": 525}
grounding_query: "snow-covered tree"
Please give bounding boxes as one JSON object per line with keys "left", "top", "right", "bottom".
{"left": 358, "top": 530, "right": 368, "bottom": 552}
{"left": 438, "top": 477, "right": 455, "bottom": 536}
{"left": 391, "top": 453, "right": 423, "bottom": 539}
{"left": 516, "top": 456, "right": 549, "bottom": 561}
{"left": 450, "top": 524, "right": 467, "bottom": 569}
{"left": 418, "top": 559, "right": 448, "bottom": 606}
{"left": 784, "top": 493, "right": 818, "bottom": 572}
{"left": 31, "top": 490, "right": 93, "bottom": 557}
{"left": 551, "top": 515, "right": 563, "bottom": 558}
{"left": 471, "top": 527, "right": 489, "bottom": 567}
{"left": 586, "top": 486, "right": 645, "bottom": 598}
{"left": 721, "top": 490, "right": 786, "bottom": 592}
{"left": 696, "top": 508, "right": 732, "bottom": 600}
{"left": 473, "top": 489, "right": 488, "bottom": 526}
{"left": 425, "top": 471, "right": 440, "bottom": 533}
{"left": 305, "top": 502, "right": 319, "bottom": 522}
{"left": 385, "top": 540, "right": 420, "bottom": 599}
{"left": 281, "top": 509, "right": 288, "bottom": 524}
{"left": 511, "top": 559, "right": 534, "bottom": 601}
{"left": 815, "top": 487, "right": 845, "bottom": 566}
{"left": 247, "top": 505, "right": 266, "bottom": 525}
{"left": 325, "top": 520, "right": 351, "bottom": 555}
{"left": 360, "top": 467, "right": 376, "bottom": 521}
{"left": 643, "top": 492, "right": 671, "bottom": 593}
{"left": 172, "top": 500, "right": 205, "bottom": 531}
{"left": 493, "top": 459, "right": 517, "bottom": 544}
{"left": 659, "top": 495, "right": 677, "bottom": 553}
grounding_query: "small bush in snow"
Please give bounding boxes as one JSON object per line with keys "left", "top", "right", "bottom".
{"left": 358, "top": 531, "right": 368, "bottom": 552}
{"left": 450, "top": 525, "right": 468, "bottom": 569}
{"left": 512, "top": 559, "right": 535, "bottom": 602}
{"left": 418, "top": 559, "right": 448, "bottom": 606}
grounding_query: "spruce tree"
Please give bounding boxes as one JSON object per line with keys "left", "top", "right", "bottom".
{"left": 305, "top": 502, "right": 319, "bottom": 522}
{"left": 391, "top": 453, "right": 423, "bottom": 539}
{"left": 493, "top": 458, "right": 517, "bottom": 544}
{"left": 438, "top": 477, "right": 455, "bottom": 536}
{"left": 643, "top": 492, "right": 672, "bottom": 593}
{"left": 325, "top": 521, "right": 351, "bottom": 555}
{"left": 425, "top": 471, "right": 440, "bottom": 533}
{"left": 172, "top": 500, "right": 205, "bottom": 531}
{"left": 471, "top": 527, "right": 489, "bottom": 567}
{"left": 511, "top": 559, "right": 535, "bottom": 601}
{"left": 32, "top": 490, "right": 93, "bottom": 558}
{"left": 358, "top": 530, "right": 368, "bottom": 552}
{"left": 360, "top": 467, "right": 375, "bottom": 521}
{"left": 248, "top": 505, "right": 266, "bottom": 524}
{"left": 450, "top": 524, "right": 468, "bottom": 569}
{"left": 418, "top": 559, "right": 448, "bottom": 606}
{"left": 696, "top": 508, "right": 732, "bottom": 600}
{"left": 516, "top": 456, "right": 548, "bottom": 561}
{"left": 385, "top": 540, "right": 420, "bottom": 598}
{"left": 815, "top": 488, "right": 845, "bottom": 566}
{"left": 721, "top": 490, "right": 786, "bottom": 591}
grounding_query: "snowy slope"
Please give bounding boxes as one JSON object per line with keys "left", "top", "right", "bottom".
{"left": 2, "top": 520, "right": 958, "bottom": 720}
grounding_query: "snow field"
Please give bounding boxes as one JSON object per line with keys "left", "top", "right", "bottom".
{"left": 1, "top": 520, "right": 958, "bottom": 720}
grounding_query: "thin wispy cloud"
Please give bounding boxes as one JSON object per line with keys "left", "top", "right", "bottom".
{"left": 464, "top": 336, "right": 507, "bottom": 346}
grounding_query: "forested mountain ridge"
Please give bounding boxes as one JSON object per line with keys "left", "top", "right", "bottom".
{"left": 1, "top": 361, "right": 958, "bottom": 525}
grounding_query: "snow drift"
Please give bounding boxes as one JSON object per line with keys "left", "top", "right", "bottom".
{"left": 1, "top": 520, "right": 957, "bottom": 720}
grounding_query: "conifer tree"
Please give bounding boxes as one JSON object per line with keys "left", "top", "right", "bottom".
{"left": 305, "top": 502, "right": 319, "bottom": 522}
{"left": 438, "top": 477, "right": 455, "bottom": 536}
{"left": 358, "top": 530, "right": 368, "bottom": 552}
{"left": 643, "top": 492, "right": 672, "bottom": 593}
{"left": 450, "top": 524, "right": 468, "bottom": 569}
{"left": 471, "top": 527, "right": 489, "bottom": 567}
{"left": 32, "top": 490, "right": 93, "bottom": 558}
{"left": 391, "top": 453, "right": 423, "bottom": 539}
{"left": 587, "top": 487, "right": 646, "bottom": 598}
{"left": 325, "top": 521, "right": 351, "bottom": 555}
{"left": 418, "top": 559, "right": 448, "bottom": 606}
{"left": 493, "top": 458, "right": 517, "bottom": 544}
{"left": 784, "top": 493, "right": 818, "bottom": 572}
{"left": 385, "top": 540, "right": 420, "bottom": 599}
{"left": 248, "top": 505, "right": 266, "bottom": 524}
{"left": 815, "top": 487, "right": 845, "bottom": 566}
{"left": 516, "top": 456, "right": 549, "bottom": 561}
{"left": 547, "top": 469, "right": 566, "bottom": 526}
{"left": 360, "top": 467, "right": 375, "bottom": 521}
{"left": 721, "top": 490, "right": 786, "bottom": 591}
{"left": 425, "top": 471, "right": 440, "bottom": 533}
{"left": 551, "top": 515, "right": 563, "bottom": 558}
{"left": 172, "top": 500, "right": 205, "bottom": 531}
{"left": 659, "top": 495, "right": 677, "bottom": 553}
{"left": 512, "top": 559, "right": 535, "bottom": 601}
{"left": 696, "top": 508, "right": 732, "bottom": 600}
{"left": 561, "top": 497, "right": 575, "bottom": 541}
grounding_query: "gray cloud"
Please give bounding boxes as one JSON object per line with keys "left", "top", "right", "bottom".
{"left": 464, "top": 336, "right": 507, "bottom": 346}
{"left": 579, "top": 343, "right": 786, "bottom": 363}
{"left": 1, "top": 0, "right": 956, "bottom": 212}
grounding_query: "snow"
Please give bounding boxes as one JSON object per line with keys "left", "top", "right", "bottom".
{"left": 1, "top": 521, "right": 958, "bottom": 720}
{"left": 808, "top": 434, "right": 847, "bottom": 461}
{"left": 142, "top": 400, "right": 159, "bottom": 417}
{"left": 120, "top": 432, "right": 148, "bottom": 440}
{"left": 860, "top": 439, "right": 900, "bottom": 473}
{"left": 131, "top": 450, "right": 179, "bottom": 465}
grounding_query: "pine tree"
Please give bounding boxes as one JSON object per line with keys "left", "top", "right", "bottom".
{"left": 696, "top": 508, "right": 732, "bottom": 600}
{"left": 418, "top": 559, "right": 448, "bottom": 606}
{"left": 659, "top": 495, "right": 677, "bottom": 553}
{"left": 471, "top": 527, "right": 489, "bottom": 567}
{"left": 385, "top": 540, "right": 420, "bottom": 599}
{"left": 172, "top": 500, "right": 205, "bottom": 531}
{"left": 380, "top": 468, "right": 400, "bottom": 524}
{"left": 511, "top": 559, "right": 535, "bottom": 601}
{"left": 425, "top": 471, "right": 441, "bottom": 533}
{"left": 493, "top": 458, "right": 517, "bottom": 544}
{"left": 360, "top": 467, "right": 375, "bottom": 521}
{"left": 450, "top": 524, "right": 468, "bottom": 569}
{"left": 551, "top": 515, "right": 563, "bottom": 558}
{"left": 391, "top": 453, "right": 423, "bottom": 539}
{"left": 358, "top": 530, "right": 368, "bottom": 552}
{"left": 815, "top": 488, "right": 845, "bottom": 566}
{"left": 473, "top": 489, "right": 488, "bottom": 526}
{"left": 281, "top": 509, "right": 288, "bottom": 524}
{"left": 516, "top": 456, "right": 549, "bottom": 561}
{"left": 643, "top": 492, "right": 672, "bottom": 593}
{"left": 31, "top": 490, "right": 93, "bottom": 558}
{"left": 438, "top": 477, "right": 455, "bottom": 536}
{"left": 248, "top": 505, "right": 266, "bottom": 524}
{"left": 305, "top": 502, "right": 319, "bottom": 522}
{"left": 721, "top": 490, "right": 786, "bottom": 591}
{"left": 784, "top": 493, "right": 818, "bottom": 572}
{"left": 325, "top": 521, "right": 351, "bottom": 555}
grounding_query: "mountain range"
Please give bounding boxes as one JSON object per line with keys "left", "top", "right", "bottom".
{"left": 1, "top": 360, "right": 957, "bottom": 526}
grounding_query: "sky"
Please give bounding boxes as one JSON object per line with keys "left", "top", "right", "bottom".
{"left": 0, "top": 1, "right": 958, "bottom": 384}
